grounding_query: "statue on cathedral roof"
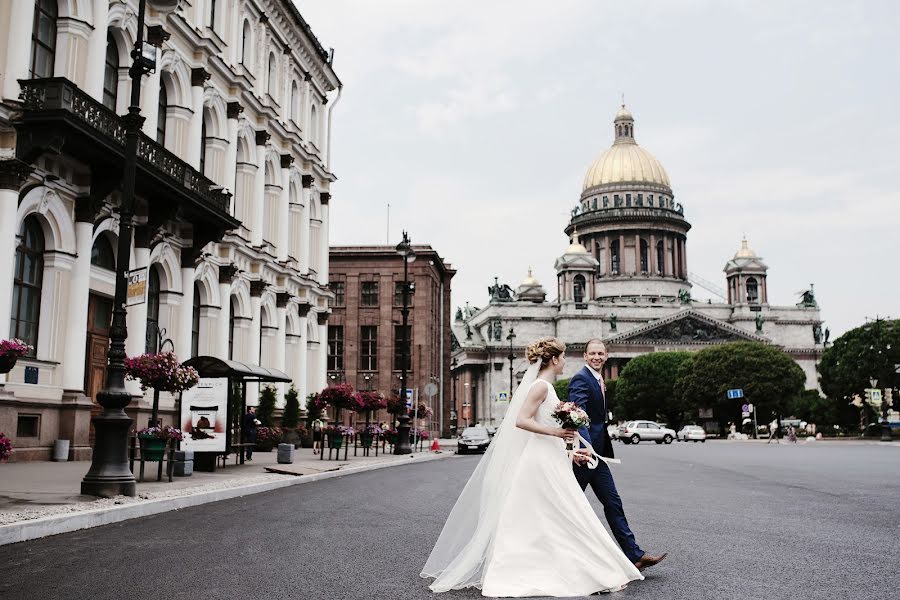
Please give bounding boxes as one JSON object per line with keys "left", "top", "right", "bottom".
{"left": 488, "top": 277, "right": 516, "bottom": 303}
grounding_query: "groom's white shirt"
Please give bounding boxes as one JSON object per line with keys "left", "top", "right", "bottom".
{"left": 585, "top": 365, "right": 606, "bottom": 396}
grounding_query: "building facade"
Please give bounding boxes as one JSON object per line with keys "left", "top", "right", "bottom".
{"left": 0, "top": 0, "right": 340, "bottom": 461}
{"left": 451, "top": 106, "right": 823, "bottom": 427}
{"left": 328, "top": 245, "right": 455, "bottom": 437}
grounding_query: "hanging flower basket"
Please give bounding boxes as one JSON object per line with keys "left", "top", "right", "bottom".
{"left": 410, "top": 403, "right": 434, "bottom": 420}
{"left": 0, "top": 433, "right": 12, "bottom": 462}
{"left": 0, "top": 339, "right": 32, "bottom": 374}
{"left": 125, "top": 352, "right": 199, "bottom": 393}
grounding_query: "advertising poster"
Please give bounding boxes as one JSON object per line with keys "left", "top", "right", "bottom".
{"left": 180, "top": 377, "right": 228, "bottom": 452}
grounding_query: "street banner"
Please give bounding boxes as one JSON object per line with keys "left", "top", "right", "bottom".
{"left": 180, "top": 377, "right": 228, "bottom": 452}
{"left": 126, "top": 268, "right": 147, "bottom": 307}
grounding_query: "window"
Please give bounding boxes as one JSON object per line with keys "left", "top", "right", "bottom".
{"left": 328, "top": 280, "right": 345, "bottom": 307}
{"left": 394, "top": 281, "right": 414, "bottom": 306}
{"left": 614, "top": 194, "right": 622, "bottom": 207}
{"left": 191, "top": 283, "right": 201, "bottom": 357}
{"left": 591, "top": 198, "right": 597, "bottom": 210}
{"left": 30, "top": 0, "right": 57, "bottom": 79}
{"left": 636, "top": 194, "right": 643, "bottom": 207}
{"left": 393, "top": 325, "right": 411, "bottom": 371}
{"left": 626, "top": 194, "right": 632, "bottom": 207}
{"left": 17, "top": 414, "right": 40, "bottom": 438}
{"left": 746, "top": 277, "right": 759, "bottom": 303}
{"left": 310, "top": 104, "right": 319, "bottom": 144}
{"left": 648, "top": 194, "right": 654, "bottom": 207}
{"left": 241, "top": 20, "right": 252, "bottom": 66}
{"left": 573, "top": 274, "right": 586, "bottom": 303}
{"left": 156, "top": 84, "right": 168, "bottom": 145}
{"left": 11, "top": 217, "right": 44, "bottom": 354}
{"left": 361, "top": 281, "right": 379, "bottom": 306}
{"left": 656, "top": 240, "right": 664, "bottom": 274}
{"left": 228, "top": 297, "right": 237, "bottom": 360}
{"left": 145, "top": 268, "right": 161, "bottom": 353}
{"left": 640, "top": 239, "right": 649, "bottom": 273}
{"left": 327, "top": 326, "right": 344, "bottom": 371}
{"left": 602, "top": 196, "right": 608, "bottom": 208}
{"left": 199, "top": 118, "right": 207, "bottom": 175}
{"left": 103, "top": 34, "right": 118, "bottom": 111}
{"left": 610, "top": 239, "right": 620, "bottom": 275}
{"left": 209, "top": 0, "right": 217, "bottom": 30}
{"left": 360, "top": 326, "right": 377, "bottom": 371}
{"left": 90, "top": 235, "right": 116, "bottom": 270}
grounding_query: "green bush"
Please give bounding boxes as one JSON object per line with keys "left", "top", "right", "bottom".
{"left": 282, "top": 385, "right": 300, "bottom": 428}
{"left": 258, "top": 385, "right": 278, "bottom": 427}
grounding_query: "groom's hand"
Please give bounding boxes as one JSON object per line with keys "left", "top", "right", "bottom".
{"left": 572, "top": 450, "right": 591, "bottom": 465}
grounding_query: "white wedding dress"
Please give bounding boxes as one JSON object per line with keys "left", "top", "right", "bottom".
{"left": 422, "top": 365, "right": 642, "bottom": 597}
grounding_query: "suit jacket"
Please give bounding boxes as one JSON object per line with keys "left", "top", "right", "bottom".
{"left": 567, "top": 367, "right": 615, "bottom": 459}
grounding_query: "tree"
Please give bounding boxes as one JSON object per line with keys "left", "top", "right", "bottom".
{"left": 787, "top": 389, "right": 837, "bottom": 426}
{"left": 616, "top": 352, "right": 693, "bottom": 429}
{"left": 282, "top": 385, "right": 300, "bottom": 429}
{"left": 554, "top": 378, "right": 570, "bottom": 401}
{"left": 258, "top": 385, "right": 278, "bottom": 427}
{"left": 819, "top": 319, "right": 900, "bottom": 429}
{"left": 676, "top": 342, "right": 805, "bottom": 431}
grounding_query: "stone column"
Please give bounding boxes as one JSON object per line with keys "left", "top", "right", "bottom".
{"left": 85, "top": 0, "right": 111, "bottom": 100}
{"left": 0, "top": 161, "right": 33, "bottom": 361}
{"left": 299, "top": 175, "right": 313, "bottom": 274}
{"left": 247, "top": 280, "right": 266, "bottom": 403}
{"left": 141, "top": 68, "right": 161, "bottom": 136}
{"left": 681, "top": 238, "right": 688, "bottom": 277}
{"left": 618, "top": 234, "right": 625, "bottom": 275}
{"left": 317, "top": 311, "right": 329, "bottom": 396}
{"left": 605, "top": 236, "right": 612, "bottom": 276}
{"left": 61, "top": 198, "right": 95, "bottom": 391}
{"left": 216, "top": 265, "right": 237, "bottom": 359}
{"left": 649, "top": 233, "right": 656, "bottom": 275}
{"left": 188, "top": 68, "right": 210, "bottom": 170}
{"left": 275, "top": 292, "right": 289, "bottom": 398}
{"left": 301, "top": 74, "right": 312, "bottom": 133}
{"left": 278, "top": 155, "right": 292, "bottom": 261}
{"left": 224, "top": 103, "right": 242, "bottom": 204}
{"left": 2, "top": 0, "right": 34, "bottom": 101}
{"left": 318, "top": 193, "right": 330, "bottom": 285}
{"left": 634, "top": 233, "right": 641, "bottom": 274}
{"left": 295, "top": 302, "right": 310, "bottom": 412}
{"left": 252, "top": 131, "right": 270, "bottom": 246}
{"left": 175, "top": 250, "right": 197, "bottom": 360}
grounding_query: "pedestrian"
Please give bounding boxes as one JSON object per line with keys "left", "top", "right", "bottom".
{"left": 242, "top": 406, "right": 259, "bottom": 461}
{"left": 312, "top": 416, "right": 324, "bottom": 454}
{"left": 729, "top": 423, "right": 737, "bottom": 440}
{"left": 787, "top": 425, "right": 797, "bottom": 443}
{"left": 766, "top": 419, "right": 779, "bottom": 444}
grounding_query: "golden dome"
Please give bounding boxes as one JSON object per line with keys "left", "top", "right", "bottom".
{"left": 566, "top": 241, "right": 588, "bottom": 254}
{"left": 522, "top": 267, "right": 539, "bottom": 286}
{"left": 582, "top": 106, "right": 671, "bottom": 192}
{"left": 734, "top": 237, "right": 757, "bottom": 259}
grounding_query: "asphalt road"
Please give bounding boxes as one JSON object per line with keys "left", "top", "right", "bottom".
{"left": 2, "top": 442, "right": 899, "bottom": 600}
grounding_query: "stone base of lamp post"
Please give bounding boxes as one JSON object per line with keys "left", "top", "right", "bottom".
{"left": 881, "top": 422, "right": 893, "bottom": 442}
{"left": 395, "top": 414, "right": 412, "bottom": 455}
{"left": 80, "top": 407, "right": 136, "bottom": 498}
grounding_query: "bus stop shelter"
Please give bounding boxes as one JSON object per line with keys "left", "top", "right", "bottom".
{"left": 182, "top": 356, "right": 291, "bottom": 471}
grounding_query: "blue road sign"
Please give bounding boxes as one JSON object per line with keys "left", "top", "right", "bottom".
{"left": 727, "top": 389, "right": 744, "bottom": 399}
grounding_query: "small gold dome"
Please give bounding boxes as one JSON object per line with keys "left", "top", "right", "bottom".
{"left": 566, "top": 241, "right": 588, "bottom": 254}
{"left": 522, "top": 267, "right": 539, "bottom": 286}
{"left": 735, "top": 237, "right": 757, "bottom": 259}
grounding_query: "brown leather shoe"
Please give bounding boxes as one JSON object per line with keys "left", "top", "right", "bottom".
{"left": 633, "top": 552, "right": 668, "bottom": 571}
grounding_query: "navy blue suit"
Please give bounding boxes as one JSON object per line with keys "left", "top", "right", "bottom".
{"left": 569, "top": 366, "right": 644, "bottom": 563}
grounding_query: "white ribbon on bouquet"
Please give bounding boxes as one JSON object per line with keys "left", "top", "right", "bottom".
{"left": 568, "top": 431, "right": 621, "bottom": 468}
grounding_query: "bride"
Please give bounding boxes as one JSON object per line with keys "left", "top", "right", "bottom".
{"left": 421, "top": 337, "right": 643, "bottom": 597}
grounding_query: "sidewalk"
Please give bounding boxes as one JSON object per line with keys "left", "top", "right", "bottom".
{"left": 0, "top": 440, "right": 458, "bottom": 545}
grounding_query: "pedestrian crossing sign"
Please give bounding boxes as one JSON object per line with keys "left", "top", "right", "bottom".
{"left": 497, "top": 391, "right": 509, "bottom": 403}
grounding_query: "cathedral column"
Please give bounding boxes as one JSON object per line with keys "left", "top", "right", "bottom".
{"left": 675, "top": 236, "right": 683, "bottom": 279}
{"left": 278, "top": 155, "right": 293, "bottom": 262}
{"left": 62, "top": 198, "right": 95, "bottom": 392}
{"left": 319, "top": 193, "right": 331, "bottom": 286}
{"left": 606, "top": 235, "right": 612, "bottom": 276}
{"left": 649, "top": 233, "right": 656, "bottom": 275}
{"left": 2, "top": 0, "right": 35, "bottom": 101}
{"left": 224, "top": 103, "right": 242, "bottom": 203}
{"left": 187, "top": 69, "right": 209, "bottom": 170}
{"left": 274, "top": 293, "right": 289, "bottom": 398}
{"left": 619, "top": 234, "right": 625, "bottom": 275}
{"left": 85, "top": 0, "right": 111, "bottom": 100}
{"left": 252, "top": 131, "right": 270, "bottom": 246}
{"left": 216, "top": 265, "right": 237, "bottom": 359}
{"left": 295, "top": 302, "right": 310, "bottom": 412}
{"left": 317, "top": 311, "right": 329, "bottom": 395}
{"left": 300, "top": 175, "right": 313, "bottom": 274}
{"left": 681, "top": 239, "right": 688, "bottom": 277}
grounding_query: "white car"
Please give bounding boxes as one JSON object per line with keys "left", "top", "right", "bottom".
{"left": 617, "top": 420, "right": 676, "bottom": 445}
{"left": 677, "top": 425, "right": 707, "bottom": 442}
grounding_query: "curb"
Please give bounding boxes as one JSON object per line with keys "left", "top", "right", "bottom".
{"left": 0, "top": 451, "right": 454, "bottom": 546}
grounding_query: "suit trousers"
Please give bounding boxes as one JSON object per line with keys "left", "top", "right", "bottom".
{"left": 573, "top": 461, "right": 644, "bottom": 563}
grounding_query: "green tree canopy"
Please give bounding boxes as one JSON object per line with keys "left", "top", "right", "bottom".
{"left": 554, "top": 378, "right": 570, "bottom": 401}
{"left": 282, "top": 385, "right": 300, "bottom": 428}
{"left": 616, "top": 351, "right": 693, "bottom": 429}
{"left": 675, "top": 342, "right": 805, "bottom": 429}
{"left": 257, "top": 385, "right": 278, "bottom": 427}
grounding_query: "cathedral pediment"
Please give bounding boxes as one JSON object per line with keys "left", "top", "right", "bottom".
{"left": 606, "top": 310, "right": 768, "bottom": 345}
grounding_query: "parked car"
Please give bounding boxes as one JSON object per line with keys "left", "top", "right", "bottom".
{"left": 458, "top": 427, "right": 491, "bottom": 454}
{"left": 618, "top": 420, "right": 676, "bottom": 444}
{"left": 608, "top": 424, "right": 619, "bottom": 440}
{"left": 677, "top": 425, "right": 707, "bottom": 442}
{"left": 486, "top": 426, "right": 498, "bottom": 438}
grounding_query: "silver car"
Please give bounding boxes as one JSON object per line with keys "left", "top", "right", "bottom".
{"left": 677, "top": 425, "right": 707, "bottom": 442}
{"left": 618, "top": 420, "right": 676, "bottom": 445}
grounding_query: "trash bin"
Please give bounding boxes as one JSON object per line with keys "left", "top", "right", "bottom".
{"left": 52, "top": 439, "right": 70, "bottom": 462}
{"left": 174, "top": 450, "right": 194, "bottom": 476}
{"left": 277, "top": 443, "right": 294, "bottom": 464}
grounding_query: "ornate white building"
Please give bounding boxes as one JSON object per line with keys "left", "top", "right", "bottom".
{"left": 0, "top": 0, "right": 339, "bottom": 460}
{"left": 451, "top": 106, "right": 823, "bottom": 426}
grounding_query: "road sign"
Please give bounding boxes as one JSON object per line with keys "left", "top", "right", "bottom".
{"left": 741, "top": 404, "right": 749, "bottom": 413}
{"left": 866, "top": 388, "right": 883, "bottom": 407}
{"left": 126, "top": 268, "right": 147, "bottom": 307}
{"left": 748, "top": 403, "right": 754, "bottom": 413}
{"left": 423, "top": 382, "right": 439, "bottom": 398}
{"left": 742, "top": 412, "right": 750, "bottom": 418}
{"left": 727, "top": 389, "right": 744, "bottom": 399}
{"left": 497, "top": 391, "right": 509, "bottom": 403}
{"left": 403, "top": 388, "right": 415, "bottom": 408}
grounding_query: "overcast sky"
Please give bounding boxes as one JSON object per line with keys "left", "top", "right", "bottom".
{"left": 297, "top": 0, "right": 899, "bottom": 336}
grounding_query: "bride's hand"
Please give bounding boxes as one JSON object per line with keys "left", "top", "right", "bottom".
{"left": 557, "top": 429, "right": 575, "bottom": 442}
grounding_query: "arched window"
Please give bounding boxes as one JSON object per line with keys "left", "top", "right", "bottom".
{"left": 656, "top": 240, "right": 664, "bottom": 274}
{"left": 11, "top": 217, "right": 45, "bottom": 353}
{"left": 103, "top": 34, "right": 119, "bottom": 111}
{"left": 191, "top": 283, "right": 201, "bottom": 357}
{"left": 209, "top": 0, "right": 217, "bottom": 30}
{"left": 746, "top": 277, "right": 759, "bottom": 303}
{"left": 199, "top": 117, "right": 207, "bottom": 175}
{"left": 640, "top": 239, "right": 649, "bottom": 273}
{"left": 30, "top": 0, "right": 57, "bottom": 78}
{"left": 228, "top": 297, "right": 237, "bottom": 360}
{"left": 268, "top": 54, "right": 278, "bottom": 98}
{"left": 156, "top": 84, "right": 168, "bottom": 145}
{"left": 90, "top": 235, "right": 116, "bottom": 270}
{"left": 290, "top": 81, "right": 298, "bottom": 123}
{"left": 310, "top": 104, "right": 318, "bottom": 145}
{"left": 146, "top": 268, "right": 161, "bottom": 353}
{"left": 610, "top": 239, "right": 620, "bottom": 275}
{"left": 573, "top": 274, "right": 586, "bottom": 303}
{"left": 241, "top": 20, "right": 252, "bottom": 66}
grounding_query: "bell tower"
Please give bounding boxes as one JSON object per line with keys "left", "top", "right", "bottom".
{"left": 724, "top": 238, "right": 769, "bottom": 305}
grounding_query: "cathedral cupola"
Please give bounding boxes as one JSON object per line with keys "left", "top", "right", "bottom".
{"left": 555, "top": 234, "right": 599, "bottom": 304}
{"left": 516, "top": 268, "right": 547, "bottom": 303}
{"left": 724, "top": 237, "right": 769, "bottom": 305}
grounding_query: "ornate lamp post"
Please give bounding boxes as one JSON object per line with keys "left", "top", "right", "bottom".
{"left": 394, "top": 231, "right": 416, "bottom": 454}
{"left": 81, "top": 0, "right": 181, "bottom": 498}
{"left": 506, "top": 327, "right": 516, "bottom": 414}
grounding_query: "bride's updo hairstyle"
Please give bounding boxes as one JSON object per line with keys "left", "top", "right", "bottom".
{"left": 525, "top": 337, "right": 566, "bottom": 368}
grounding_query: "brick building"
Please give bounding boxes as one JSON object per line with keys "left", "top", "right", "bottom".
{"left": 328, "top": 245, "right": 455, "bottom": 437}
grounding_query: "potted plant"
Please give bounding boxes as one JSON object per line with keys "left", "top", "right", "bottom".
{"left": 125, "top": 351, "right": 199, "bottom": 425}
{"left": 255, "top": 426, "right": 283, "bottom": 452}
{"left": 324, "top": 425, "right": 354, "bottom": 449}
{"left": 352, "top": 390, "right": 387, "bottom": 428}
{"left": 318, "top": 383, "right": 356, "bottom": 425}
{"left": 137, "top": 425, "right": 183, "bottom": 461}
{"left": 0, "top": 339, "right": 32, "bottom": 374}
{"left": 0, "top": 432, "right": 12, "bottom": 462}
{"left": 360, "top": 424, "right": 383, "bottom": 449}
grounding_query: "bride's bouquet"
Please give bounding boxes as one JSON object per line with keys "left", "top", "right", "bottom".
{"left": 552, "top": 402, "right": 590, "bottom": 451}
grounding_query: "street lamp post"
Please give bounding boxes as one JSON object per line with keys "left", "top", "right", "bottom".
{"left": 81, "top": 0, "right": 180, "bottom": 498}
{"left": 394, "top": 231, "right": 416, "bottom": 455}
{"left": 450, "top": 357, "right": 458, "bottom": 435}
{"left": 506, "top": 327, "right": 516, "bottom": 415}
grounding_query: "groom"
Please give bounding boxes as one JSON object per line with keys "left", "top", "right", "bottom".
{"left": 568, "top": 339, "right": 668, "bottom": 571}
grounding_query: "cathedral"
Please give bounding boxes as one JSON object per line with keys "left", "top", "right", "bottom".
{"left": 450, "top": 106, "right": 823, "bottom": 427}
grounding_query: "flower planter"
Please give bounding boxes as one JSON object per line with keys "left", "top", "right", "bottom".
{"left": 0, "top": 355, "right": 17, "bottom": 374}
{"left": 360, "top": 433, "right": 375, "bottom": 449}
{"left": 140, "top": 438, "right": 167, "bottom": 462}
{"left": 329, "top": 434, "right": 344, "bottom": 449}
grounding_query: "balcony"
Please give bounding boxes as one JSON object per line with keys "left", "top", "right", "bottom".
{"left": 15, "top": 78, "right": 240, "bottom": 239}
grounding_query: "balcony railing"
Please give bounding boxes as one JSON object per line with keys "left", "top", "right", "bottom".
{"left": 18, "top": 78, "right": 231, "bottom": 215}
